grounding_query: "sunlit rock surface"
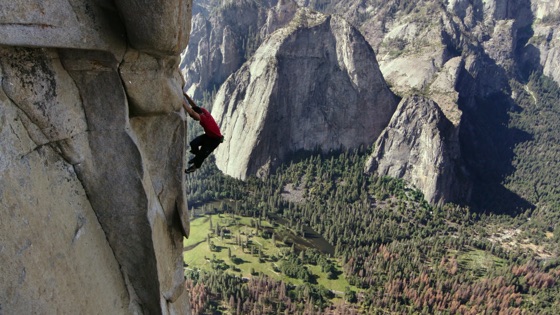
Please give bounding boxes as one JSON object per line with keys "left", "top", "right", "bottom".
{"left": 0, "top": 0, "right": 192, "bottom": 314}
{"left": 212, "top": 9, "right": 398, "bottom": 179}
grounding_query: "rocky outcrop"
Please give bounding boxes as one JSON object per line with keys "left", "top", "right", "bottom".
{"left": 525, "top": 0, "right": 560, "bottom": 84}
{"left": 0, "top": 1, "right": 191, "bottom": 314}
{"left": 536, "top": 26, "right": 560, "bottom": 84}
{"left": 365, "top": 96, "right": 471, "bottom": 205}
{"left": 428, "top": 57, "right": 464, "bottom": 126}
{"left": 212, "top": 8, "right": 398, "bottom": 179}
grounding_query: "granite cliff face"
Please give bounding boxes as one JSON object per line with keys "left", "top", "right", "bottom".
{"left": 181, "top": 0, "right": 299, "bottom": 99}
{"left": 365, "top": 96, "right": 471, "bottom": 205}
{"left": 211, "top": 9, "right": 398, "bottom": 179}
{"left": 298, "top": 0, "right": 560, "bottom": 84}
{"left": 526, "top": 0, "right": 560, "bottom": 83}
{"left": 1, "top": 1, "right": 192, "bottom": 314}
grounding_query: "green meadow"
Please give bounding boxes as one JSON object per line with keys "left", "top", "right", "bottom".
{"left": 183, "top": 212, "right": 355, "bottom": 294}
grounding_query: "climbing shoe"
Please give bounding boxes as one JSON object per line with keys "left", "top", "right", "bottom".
{"left": 185, "top": 165, "right": 198, "bottom": 174}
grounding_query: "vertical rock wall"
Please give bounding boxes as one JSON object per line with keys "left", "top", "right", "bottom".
{"left": 212, "top": 9, "right": 398, "bottom": 179}
{"left": 0, "top": 1, "right": 192, "bottom": 314}
{"left": 365, "top": 96, "right": 471, "bottom": 205}
{"left": 529, "top": 0, "right": 560, "bottom": 84}
{"left": 180, "top": 0, "right": 298, "bottom": 99}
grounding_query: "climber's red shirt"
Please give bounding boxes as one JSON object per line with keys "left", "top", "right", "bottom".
{"left": 199, "top": 108, "right": 222, "bottom": 139}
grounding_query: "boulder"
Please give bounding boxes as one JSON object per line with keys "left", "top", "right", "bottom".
{"left": 114, "top": 0, "right": 192, "bottom": 56}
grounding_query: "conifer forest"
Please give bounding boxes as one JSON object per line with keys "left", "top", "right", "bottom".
{"left": 183, "top": 72, "right": 560, "bottom": 314}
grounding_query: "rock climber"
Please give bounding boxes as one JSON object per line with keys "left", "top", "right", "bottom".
{"left": 182, "top": 91, "right": 224, "bottom": 173}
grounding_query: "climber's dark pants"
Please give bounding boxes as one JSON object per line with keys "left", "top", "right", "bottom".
{"left": 189, "top": 134, "right": 223, "bottom": 168}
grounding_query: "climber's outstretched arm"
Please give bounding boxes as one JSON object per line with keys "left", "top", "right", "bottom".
{"left": 182, "top": 93, "right": 200, "bottom": 121}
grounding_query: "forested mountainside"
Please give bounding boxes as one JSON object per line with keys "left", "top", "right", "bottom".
{"left": 183, "top": 148, "right": 559, "bottom": 314}
{"left": 297, "top": 0, "right": 560, "bottom": 211}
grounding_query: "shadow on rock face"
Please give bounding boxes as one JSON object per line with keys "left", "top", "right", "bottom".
{"left": 459, "top": 91, "right": 535, "bottom": 215}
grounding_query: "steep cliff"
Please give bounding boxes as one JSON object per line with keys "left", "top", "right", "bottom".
{"left": 525, "top": 0, "right": 560, "bottom": 83}
{"left": 0, "top": 1, "right": 192, "bottom": 314}
{"left": 365, "top": 96, "right": 471, "bottom": 205}
{"left": 181, "top": 0, "right": 299, "bottom": 99}
{"left": 211, "top": 8, "right": 398, "bottom": 179}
